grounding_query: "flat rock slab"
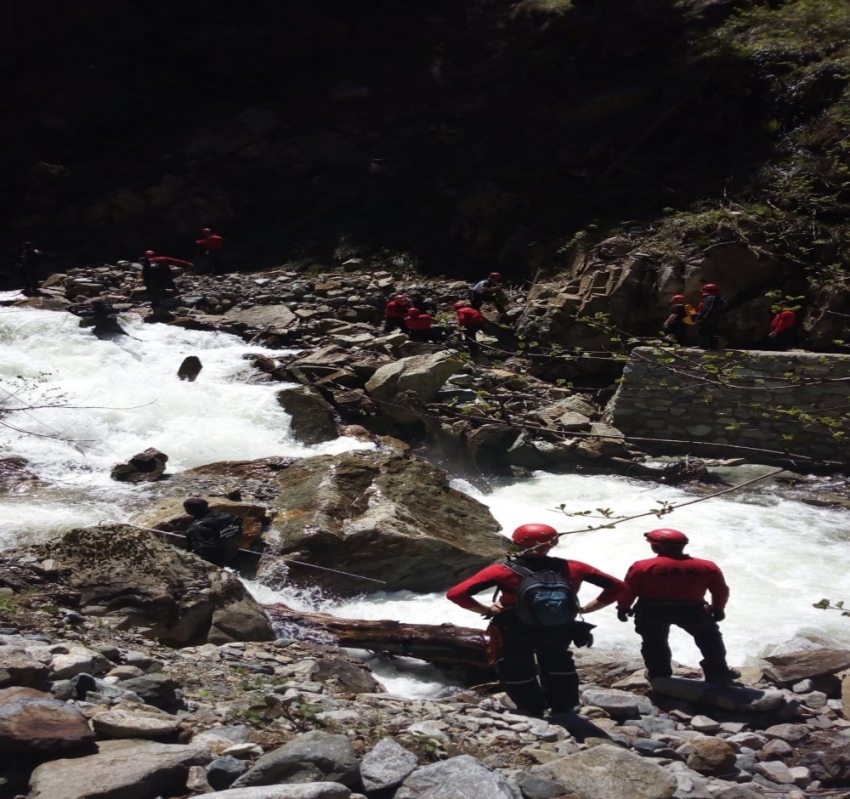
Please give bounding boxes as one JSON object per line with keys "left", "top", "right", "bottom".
{"left": 0, "top": 646, "right": 50, "bottom": 688}
{"left": 91, "top": 708, "right": 181, "bottom": 738}
{"left": 543, "top": 744, "right": 676, "bottom": 799}
{"left": 649, "top": 676, "right": 786, "bottom": 713}
{"left": 205, "top": 786, "right": 351, "bottom": 798}
{"left": 761, "top": 648, "right": 850, "bottom": 683}
{"left": 0, "top": 686, "right": 95, "bottom": 752}
{"left": 28, "top": 739, "right": 212, "bottom": 799}
{"left": 395, "top": 754, "right": 521, "bottom": 799}
{"left": 222, "top": 305, "right": 296, "bottom": 331}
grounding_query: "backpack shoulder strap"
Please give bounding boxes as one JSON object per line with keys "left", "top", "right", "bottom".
{"left": 504, "top": 560, "right": 533, "bottom": 578}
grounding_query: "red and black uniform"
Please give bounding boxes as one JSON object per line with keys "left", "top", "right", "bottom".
{"left": 665, "top": 303, "right": 689, "bottom": 346}
{"left": 141, "top": 255, "right": 186, "bottom": 309}
{"left": 404, "top": 309, "right": 443, "bottom": 342}
{"left": 448, "top": 556, "right": 625, "bottom": 715}
{"left": 770, "top": 309, "right": 797, "bottom": 351}
{"left": 456, "top": 305, "right": 488, "bottom": 354}
{"left": 696, "top": 293, "right": 724, "bottom": 350}
{"left": 196, "top": 232, "right": 225, "bottom": 274}
{"left": 384, "top": 297, "right": 410, "bottom": 333}
{"left": 619, "top": 554, "right": 733, "bottom": 681}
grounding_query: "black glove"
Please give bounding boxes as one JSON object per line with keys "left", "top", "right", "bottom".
{"left": 617, "top": 608, "right": 632, "bottom": 623}
{"left": 710, "top": 608, "right": 725, "bottom": 622}
{"left": 570, "top": 620, "right": 596, "bottom": 648}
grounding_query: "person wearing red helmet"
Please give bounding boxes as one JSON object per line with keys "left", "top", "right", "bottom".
{"left": 454, "top": 300, "right": 489, "bottom": 355}
{"left": 139, "top": 251, "right": 192, "bottom": 309}
{"left": 662, "top": 294, "right": 695, "bottom": 346}
{"left": 695, "top": 283, "right": 727, "bottom": 350}
{"left": 618, "top": 528, "right": 739, "bottom": 683}
{"left": 447, "top": 523, "right": 625, "bottom": 717}
{"left": 404, "top": 307, "right": 443, "bottom": 342}
{"left": 384, "top": 294, "right": 411, "bottom": 333}
{"left": 470, "top": 272, "right": 507, "bottom": 315}
{"left": 196, "top": 227, "right": 226, "bottom": 275}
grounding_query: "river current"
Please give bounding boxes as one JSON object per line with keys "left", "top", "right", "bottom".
{"left": 2, "top": 303, "right": 850, "bottom": 697}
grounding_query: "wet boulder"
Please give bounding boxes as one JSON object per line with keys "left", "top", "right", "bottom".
{"left": 111, "top": 447, "right": 169, "bottom": 483}
{"left": 276, "top": 386, "right": 338, "bottom": 445}
{"left": 29, "top": 526, "right": 274, "bottom": 647}
{"left": 0, "top": 686, "right": 96, "bottom": 753}
{"left": 262, "top": 449, "right": 507, "bottom": 595}
{"left": 178, "top": 355, "right": 203, "bottom": 382}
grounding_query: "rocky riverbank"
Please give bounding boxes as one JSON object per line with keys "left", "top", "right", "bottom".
{"left": 4, "top": 527, "right": 850, "bottom": 799}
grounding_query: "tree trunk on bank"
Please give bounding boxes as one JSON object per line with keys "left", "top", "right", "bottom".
{"left": 266, "top": 604, "right": 490, "bottom": 670}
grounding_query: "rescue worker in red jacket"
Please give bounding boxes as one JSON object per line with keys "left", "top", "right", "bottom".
{"left": 196, "top": 228, "right": 226, "bottom": 275}
{"left": 404, "top": 307, "right": 443, "bottom": 342}
{"left": 140, "top": 250, "right": 191, "bottom": 309}
{"left": 695, "top": 283, "right": 725, "bottom": 350}
{"left": 384, "top": 294, "right": 410, "bottom": 333}
{"left": 769, "top": 301, "right": 798, "bottom": 351}
{"left": 448, "top": 523, "right": 625, "bottom": 717}
{"left": 454, "top": 300, "right": 489, "bottom": 355}
{"left": 618, "top": 529, "right": 739, "bottom": 683}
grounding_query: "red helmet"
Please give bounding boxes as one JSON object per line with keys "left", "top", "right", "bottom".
{"left": 512, "top": 523, "right": 559, "bottom": 547}
{"left": 201, "top": 227, "right": 212, "bottom": 235}
{"left": 393, "top": 294, "right": 408, "bottom": 302}
{"left": 407, "top": 307, "right": 421, "bottom": 316}
{"left": 144, "top": 250, "right": 156, "bottom": 257}
{"left": 671, "top": 294, "right": 686, "bottom": 303}
{"left": 489, "top": 272, "right": 502, "bottom": 280}
{"left": 644, "top": 528, "right": 689, "bottom": 546}
{"left": 454, "top": 300, "right": 469, "bottom": 309}
{"left": 702, "top": 283, "right": 719, "bottom": 294}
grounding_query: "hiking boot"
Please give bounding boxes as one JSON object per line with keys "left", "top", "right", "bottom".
{"left": 706, "top": 669, "right": 741, "bottom": 683}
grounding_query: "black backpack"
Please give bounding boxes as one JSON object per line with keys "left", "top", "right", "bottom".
{"left": 506, "top": 559, "right": 578, "bottom": 627}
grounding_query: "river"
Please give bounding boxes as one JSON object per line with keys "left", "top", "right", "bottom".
{"left": 2, "top": 303, "right": 850, "bottom": 697}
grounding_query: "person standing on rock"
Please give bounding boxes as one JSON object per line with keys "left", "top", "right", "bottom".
{"left": 618, "top": 528, "right": 740, "bottom": 683}
{"left": 769, "top": 300, "right": 798, "bottom": 351}
{"left": 470, "top": 272, "right": 507, "bottom": 316}
{"left": 663, "top": 294, "right": 695, "bottom": 346}
{"left": 447, "top": 523, "right": 626, "bottom": 717}
{"left": 384, "top": 294, "right": 411, "bottom": 333}
{"left": 183, "top": 498, "right": 242, "bottom": 567}
{"left": 17, "top": 242, "right": 45, "bottom": 297}
{"left": 140, "top": 250, "right": 188, "bottom": 309}
{"left": 195, "top": 228, "right": 226, "bottom": 275}
{"left": 695, "top": 283, "right": 726, "bottom": 350}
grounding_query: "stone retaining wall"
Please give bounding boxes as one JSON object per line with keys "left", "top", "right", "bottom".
{"left": 605, "top": 347, "right": 850, "bottom": 465}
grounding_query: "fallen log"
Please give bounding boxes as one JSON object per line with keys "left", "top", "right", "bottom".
{"left": 266, "top": 604, "right": 490, "bottom": 670}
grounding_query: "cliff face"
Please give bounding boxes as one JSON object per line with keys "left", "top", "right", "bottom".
{"left": 4, "top": 1, "right": 849, "bottom": 303}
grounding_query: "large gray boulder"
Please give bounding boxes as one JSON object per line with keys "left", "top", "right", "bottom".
{"left": 360, "top": 737, "right": 418, "bottom": 792}
{"left": 261, "top": 450, "right": 507, "bottom": 594}
{"left": 222, "top": 304, "right": 296, "bottom": 332}
{"left": 276, "top": 386, "right": 338, "bottom": 445}
{"left": 28, "top": 740, "right": 212, "bottom": 799}
{"left": 29, "top": 526, "right": 274, "bottom": 647}
{"left": 542, "top": 744, "right": 677, "bottom": 799}
{"left": 365, "top": 352, "right": 462, "bottom": 421}
{"left": 0, "top": 686, "right": 95, "bottom": 753}
{"left": 204, "top": 786, "right": 351, "bottom": 799}
{"left": 761, "top": 648, "right": 850, "bottom": 684}
{"left": 232, "top": 731, "right": 360, "bottom": 789}
{"left": 395, "top": 755, "right": 521, "bottom": 799}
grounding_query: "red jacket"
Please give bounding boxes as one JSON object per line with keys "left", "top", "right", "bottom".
{"left": 405, "top": 313, "right": 433, "bottom": 331}
{"left": 618, "top": 554, "right": 729, "bottom": 611}
{"left": 150, "top": 255, "right": 193, "bottom": 268}
{"left": 771, "top": 309, "right": 796, "bottom": 334}
{"left": 447, "top": 558, "right": 626, "bottom": 610}
{"left": 456, "top": 306, "right": 487, "bottom": 327}
{"left": 196, "top": 234, "right": 225, "bottom": 252}
{"left": 385, "top": 299, "right": 410, "bottom": 318}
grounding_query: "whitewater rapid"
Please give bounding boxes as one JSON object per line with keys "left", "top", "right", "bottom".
{"left": 3, "top": 304, "right": 850, "bottom": 697}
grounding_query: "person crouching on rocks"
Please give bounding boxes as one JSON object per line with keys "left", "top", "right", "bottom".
{"left": 404, "top": 307, "right": 444, "bottom": 342}
{"left": 454, "top": 300, "right": 490, "bottom": 356}
{"left": 447, "top": 523, "right": 625, "bottom": 717}
{"left": 617, "top": 528, "right": 740, "bottom": 684}
{"left": 384, "top": 294, "right": 411, "bottom": 333}
{"left": 183, "top": 498, "right": 242, "bottom": 567}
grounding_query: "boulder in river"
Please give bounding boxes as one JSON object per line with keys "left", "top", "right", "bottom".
{"left": 275, "top": 386, "right": 338, "bottom": 445}
{"left": 28, "top": 526, "right": 274, "bottom": 647}
{"left": 178, "top": 355, "right": 203, "bottom": 381}
{"left": 262, "top": 449, "right": 507, "bottom": 595}
{"left": 110, "top": 447, "right": 169, "bottom": 483}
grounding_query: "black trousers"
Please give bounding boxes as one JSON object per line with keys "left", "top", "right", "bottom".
{"left": 384, "top": 317, "right": 406, "bottom": 333}
{"left": 770, "top": 329, "right": 796, "bottom": 351}
{"left": 697, "top": 319, "right": 719, "bottom": 349}
{"left": 495, "top": 614, "right": 579, "bottom": 716}
{"left": 634, "top": 601, "right": 731, "bottom": 681}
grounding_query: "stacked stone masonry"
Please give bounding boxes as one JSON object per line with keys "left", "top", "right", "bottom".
{"left": 605, "top": 347, "right": 850, "bottom": 463}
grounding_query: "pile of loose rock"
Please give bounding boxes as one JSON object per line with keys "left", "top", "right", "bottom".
{"left": 5, "top": 611, "right": 850, "bottom": 799}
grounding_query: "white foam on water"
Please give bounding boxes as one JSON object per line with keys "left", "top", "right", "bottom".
{"left": 0, "top": 307, "right": 369, "bottom": 548}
